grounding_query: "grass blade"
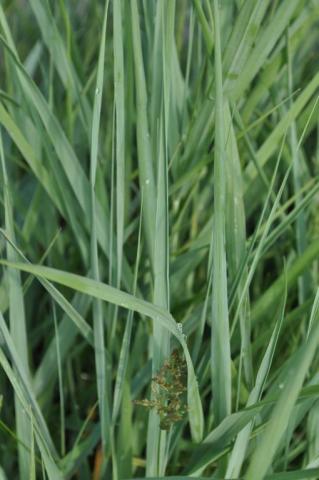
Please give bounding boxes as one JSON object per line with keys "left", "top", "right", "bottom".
{"left": 0, "top": 131, "right": 30, "bottom": 477}
{"left": 89, "top": 0, "right": 110, "bottom": 463}
{"left": 211, "top": 0, "right": 231, "bottom": 425}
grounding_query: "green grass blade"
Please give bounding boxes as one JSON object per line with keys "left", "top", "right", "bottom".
{"left": 113, "top": 0, "right": 125, "bottom": 289}
{"left": 112, "top": 195, "right": 143, "bottom": 423}
{"left": 224, "top": 101, "right": 252, "bottom": 388}
{"left": 89, "top": 0, "right": 110, "bottom": 461}
{"left": 52, "top": 303, "right": 65, "bottom": 457}
{"left": 131, "top": 0, "right": 156, "bottom": 262}
{"left": 211, "top": 0, "right": 231, "bottom": 425}
{"left": 0, "top": 131, "right": 30, "bottom": 477}
{"left": 146, "top": 1, "right": 176, "bottom": 473}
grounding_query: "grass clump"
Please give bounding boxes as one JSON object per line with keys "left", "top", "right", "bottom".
{"left": 0, "top": 0, "right": 319, "bottom": 479}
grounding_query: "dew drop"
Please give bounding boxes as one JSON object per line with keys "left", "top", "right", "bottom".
{"left": 95, "top": 87, "right": 100, "bottom": 95}
{"left": 279, "top": 383, "right": 284, "bottom": 390}
{"left": 177, "top": 323, "right": 183, "bottom": 333}
{"left": 145, "top": 178, "right": 150, "bottom": 185}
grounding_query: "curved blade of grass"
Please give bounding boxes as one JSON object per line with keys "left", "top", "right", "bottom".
{"left": 0, "top": 259, "right": 203, "bottom": 444}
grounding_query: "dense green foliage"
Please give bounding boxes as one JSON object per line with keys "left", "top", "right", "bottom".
{"left": 0, "top": 0, "right": 319, "bottom": 478}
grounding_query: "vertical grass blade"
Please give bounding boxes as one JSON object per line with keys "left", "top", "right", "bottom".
{"left": 0, "top": 131, "right": 30, "bottom": 478}
{"left": 147, "top": 118, "right": 171, "bottom": 475}
{"left": 131, "top": 0, "right": 156, "bottom": 263}
{"left": 148, "top": 0, "right": 175, "bottom": 473}
{"left": 89, "top": 0, "right": 110, "bottom": 462}
{"left": 112, "top": 195, "right": 143, "bottom": 423}
{"left": 52, "top": 303, "right": 65, "bottom": 456}
{"left": 211, "top": 0, "right": 232, "bottom": 425}
{"left": 113, "top": 0, "right": 125, "bottom": 290}
{"left": 224, "top": 101, "right": 253, "bottom": 388}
